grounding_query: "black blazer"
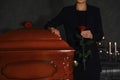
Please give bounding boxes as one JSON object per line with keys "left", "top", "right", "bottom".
{"left": 45, "top": 4, "right": 104, "bottom": 72}
{"left": 45, "top": 4, "right": 104, "bottom": 47}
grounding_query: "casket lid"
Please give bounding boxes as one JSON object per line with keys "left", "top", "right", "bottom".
{"left": 0, "top": 28, "right": 74, "bottom": 51}
{"left": 0, "top": 28, "right": 60, "bottom": 41}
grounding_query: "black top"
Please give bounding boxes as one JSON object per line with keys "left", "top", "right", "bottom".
{"left": 75, "top": 11, "right": 87, "bottom": 26}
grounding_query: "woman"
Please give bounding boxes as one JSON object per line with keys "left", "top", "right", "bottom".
{"left": 45, "top": 0, "right": 104, "bottom": 80}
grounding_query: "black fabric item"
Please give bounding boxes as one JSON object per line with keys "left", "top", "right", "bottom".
{"left": 44, "top": 4, "right": 104, "bottom": 80}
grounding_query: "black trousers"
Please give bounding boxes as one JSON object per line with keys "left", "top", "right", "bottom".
{"left": 73, "top": 65, "right": 101, "bottom": 80}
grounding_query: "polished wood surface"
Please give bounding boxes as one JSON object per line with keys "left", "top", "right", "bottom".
{"left": 0, "top": 28, "right": 74, "bottom": 80}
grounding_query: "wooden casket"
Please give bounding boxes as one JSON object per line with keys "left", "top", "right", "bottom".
{"left": 0, "top": 27, "right": 74, "bottom": 80}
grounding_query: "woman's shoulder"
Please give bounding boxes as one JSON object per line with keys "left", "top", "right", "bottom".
{"left": 62, "top": 4, "right": 100, "bottom": 11}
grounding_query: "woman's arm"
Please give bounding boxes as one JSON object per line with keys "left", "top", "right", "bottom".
{"left": 91, "top": 8, "right": 104, "bottom": 42}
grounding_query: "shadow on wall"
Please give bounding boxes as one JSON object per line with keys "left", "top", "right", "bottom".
{"left": 0, "top": 28, "right": 12, "bottom": 35}
{"left": 33, "top": 16, "right": 50, "bottom": 28}
{"left": 33, "top": 0, "right": 64, "bottom": 28}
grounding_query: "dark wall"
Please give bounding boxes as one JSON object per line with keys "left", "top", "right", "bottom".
{"left": 0, "top": 0, "right": 120, "bottom": 46}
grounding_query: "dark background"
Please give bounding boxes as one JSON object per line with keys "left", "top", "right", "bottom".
{"left": 0, "top": 0, "right": 120, "bottom": 47}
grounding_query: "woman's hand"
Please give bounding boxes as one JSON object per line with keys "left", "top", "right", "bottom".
{"left": 48, "top": 27, "right": 61, "bottom": 37}
{"left": 81, "top": 30, "right": 93, "bottom": 39}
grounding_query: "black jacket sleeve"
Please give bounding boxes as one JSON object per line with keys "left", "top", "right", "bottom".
{"left": 91, "top": 8, "right": 104, "bottom": 42}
